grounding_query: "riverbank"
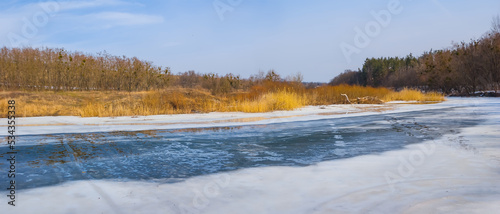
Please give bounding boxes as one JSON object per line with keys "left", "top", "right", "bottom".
{"left": 0, "top": 87, "right": 444, "bottom": 118}
{"left": 1, "top": 98, "right": 457, "bottom": 136}
{"left": 0, "top": 98, "right": 498, "bottom": 214}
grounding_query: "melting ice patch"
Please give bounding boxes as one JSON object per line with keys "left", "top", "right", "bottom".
{"left": 0, "top": 98, "right": 499, "bottom": 213}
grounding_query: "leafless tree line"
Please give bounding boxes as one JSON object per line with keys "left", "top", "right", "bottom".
{"left": 0, "top": 47, "right": 171, "bottom": 91}
{"left": 0, "top": 47, "right": 304, "bottom": 95}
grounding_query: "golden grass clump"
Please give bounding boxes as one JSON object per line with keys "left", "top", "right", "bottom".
{"left": 0, "top": 92, "right": 77, "bottom": 117}
{"left": 232, "top": 89, "right": 306, "bottom": 113}
{"left": 0, "top": 98, "right": 7, "bottom": 117}
{"left": 307, "top": 85, "right": 391, "bottom": 105}
{"left": 76, "top": 90, "right": 218, "bottom": 117}
{"left": 382, "top": 88, "right": 445, "bottom": 102}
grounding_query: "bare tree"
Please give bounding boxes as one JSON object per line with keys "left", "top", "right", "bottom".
{"left": 285, "top": 72, "right": 304, "bottom": 84}
{"left": 492, "top": 15, "right": 500, "bottom": 34}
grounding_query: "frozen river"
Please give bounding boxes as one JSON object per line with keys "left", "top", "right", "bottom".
{"left": 1, "top": 98, "right": 499, "bottom": 213}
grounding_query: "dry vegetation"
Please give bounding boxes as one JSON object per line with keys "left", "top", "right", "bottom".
{"left": 382, "top": 88, "right": 445, "bottom": 102}
{"left": 0, "top": 85, "right": 444, "bottom": 118}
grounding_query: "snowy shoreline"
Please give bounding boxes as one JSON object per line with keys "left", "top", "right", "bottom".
{"left": 1, "top": 97, "right": 499, "bottom": 213}
{"left": 0, "top": 98, "right": 476, "bottom": 136}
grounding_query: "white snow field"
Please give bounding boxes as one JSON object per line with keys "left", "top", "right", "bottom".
{"left": 1, "top": 97, "right": 499, "bottom": 214}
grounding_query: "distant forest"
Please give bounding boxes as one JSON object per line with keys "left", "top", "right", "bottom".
{"left": 330, "top": 17, "right": 500, "bottom": 95}
{"left": 0, "top": 46, "right": 306, "bottom": 95}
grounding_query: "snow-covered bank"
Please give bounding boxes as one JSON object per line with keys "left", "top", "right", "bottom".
{"left": 0, "top": 98, "right": 474, "bottom": 136}
{"left": 1, "top": 98, "right": 499, "bottom": 213}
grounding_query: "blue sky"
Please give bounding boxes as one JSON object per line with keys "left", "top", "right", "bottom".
{"left": 1, "top": 0, "right": 499, "bottom": 82}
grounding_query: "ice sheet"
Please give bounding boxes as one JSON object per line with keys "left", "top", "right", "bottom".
{"left": 0, "top": 98, "right": 499, "bottom": 213}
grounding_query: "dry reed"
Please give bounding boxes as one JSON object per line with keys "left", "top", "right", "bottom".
{"left": 0, "top": 85, "right": 445, "bottom": 118}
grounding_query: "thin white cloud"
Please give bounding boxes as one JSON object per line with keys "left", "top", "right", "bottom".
{"left": 0, "top": 0, "right": 161, "bottom": 47}
{"left": 6, "top": 0, "right": 126, "bottom": 14}
{"left": 56, "top": 0, "right": 140, "bottom": 11}
{"left": 86, "top": 12, "right": 164, "bottom": 27}
{"left": 0, "top": 0, "right": 137, "bottom": 27}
